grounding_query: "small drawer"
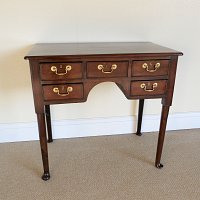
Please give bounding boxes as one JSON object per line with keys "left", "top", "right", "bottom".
{"left": 43, "top": 84, "right": 84, "bottom": 101}
{"left": 87, "top": 61, "right": 128, "bottom": 78}
{"left": 132, "top": 60, "right": 169, "bottom": 76}
{"left": 40, "top": 63, "right": 83, "bottom": 80}
{"left": 131, "top": 80, "right": 167, "bottom": 96}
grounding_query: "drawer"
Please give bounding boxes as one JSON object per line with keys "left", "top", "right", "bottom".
{"left": 40, "top": 63, "right": 83, "bottom": 80}
{"left": 43, "top": 84, "right": 84, "bottom": 101}
{"left": 132, "top": 60, "right": 169, "bottom": 76}
{"left": 87, "top": 61, "right": 128, "bottom": 78}
{"left": 131, "top": 80, "right": 167, "bottom": 96}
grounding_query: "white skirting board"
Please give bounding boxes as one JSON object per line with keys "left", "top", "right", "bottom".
{"left": 0, "top": 112, "right": 200, "bottom": 143}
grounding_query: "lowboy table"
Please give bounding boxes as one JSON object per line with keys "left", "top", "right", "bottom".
{"left": 25, "top": 42, "right": 183, "bottom": 180}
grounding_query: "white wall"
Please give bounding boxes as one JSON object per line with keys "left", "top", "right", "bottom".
{"left": 0, "top": 0, "right": 200, "bottom": 125}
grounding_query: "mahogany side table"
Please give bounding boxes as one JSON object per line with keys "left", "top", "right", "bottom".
{"left": 25, "top": 42, "right": 183, "bottom": 180}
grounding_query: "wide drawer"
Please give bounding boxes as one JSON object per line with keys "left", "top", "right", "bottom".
{"left": 132, "top": 60, "right": 169, "bottom": 76}
{"left": 40, "top": 63, "right": 83, "bottom": 80}
{"left": 87, "top": 61, "right": 128, "bottom": 78}
{"left": 130, "top": 80, "right": 167, "bottom": 96}
{"left": 43, "top": 84, "right": 84, "bottom": 100}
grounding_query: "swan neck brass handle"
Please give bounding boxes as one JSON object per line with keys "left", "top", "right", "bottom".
{"left": 51, "top": 65, "right": 72, "bottom": 75}
{"left": 97, "top": 64, "right": 117, "bottom": 74}
{"left": 142, "top": 62, "right": 160, "bottom": 72}
{"left": 53, "top": 86, "right": 73, "bottom": 96}
{"left": 140, "top": 83, "right": 158, "bottom": 92}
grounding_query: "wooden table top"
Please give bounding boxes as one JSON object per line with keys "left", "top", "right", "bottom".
{"left": 25, "top": 42, "right": 183, "bottom": 59}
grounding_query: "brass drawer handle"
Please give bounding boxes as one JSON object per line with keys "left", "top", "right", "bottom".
{"left": 97, "top": 64, "right": 117, "bottom": 74}
{"left": 140, "top": 83, "right": 158, "bottom": 92}
{"left": 51, "top": 65, "right": 72, "bottom": 75}
{"left": 142, "top": 62, "right": 160, "bottom": 72}
{"left": 53, "top": 86, "right": 73, "bottom": 96}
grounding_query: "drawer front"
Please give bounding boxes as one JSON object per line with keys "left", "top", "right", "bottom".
{"left": 87, "top": 61, "right": 128, "bottom": 78}
{"left": 132, "top": 60, "right": 169, "bottom": 76}
{"left": 43, "top": 84, "right": 84, "bottom": 100}
{"left": 131, "top": 80, "right": 167, "bottom": 96}
{"left": 40, "top": 63, "right": 83, "bottom": 80}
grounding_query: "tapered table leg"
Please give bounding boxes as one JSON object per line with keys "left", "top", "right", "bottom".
{"left": 37, "top": 113, "right": 50, "bottom": 180}
{"left": 45, "top": 105, "right": 53, "bottom": 143}
{"left": 155, "top": 105, "right": 170, "bottom": 168}
{"left": 136, "top": 99, "right": 144, "bottom": 136}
